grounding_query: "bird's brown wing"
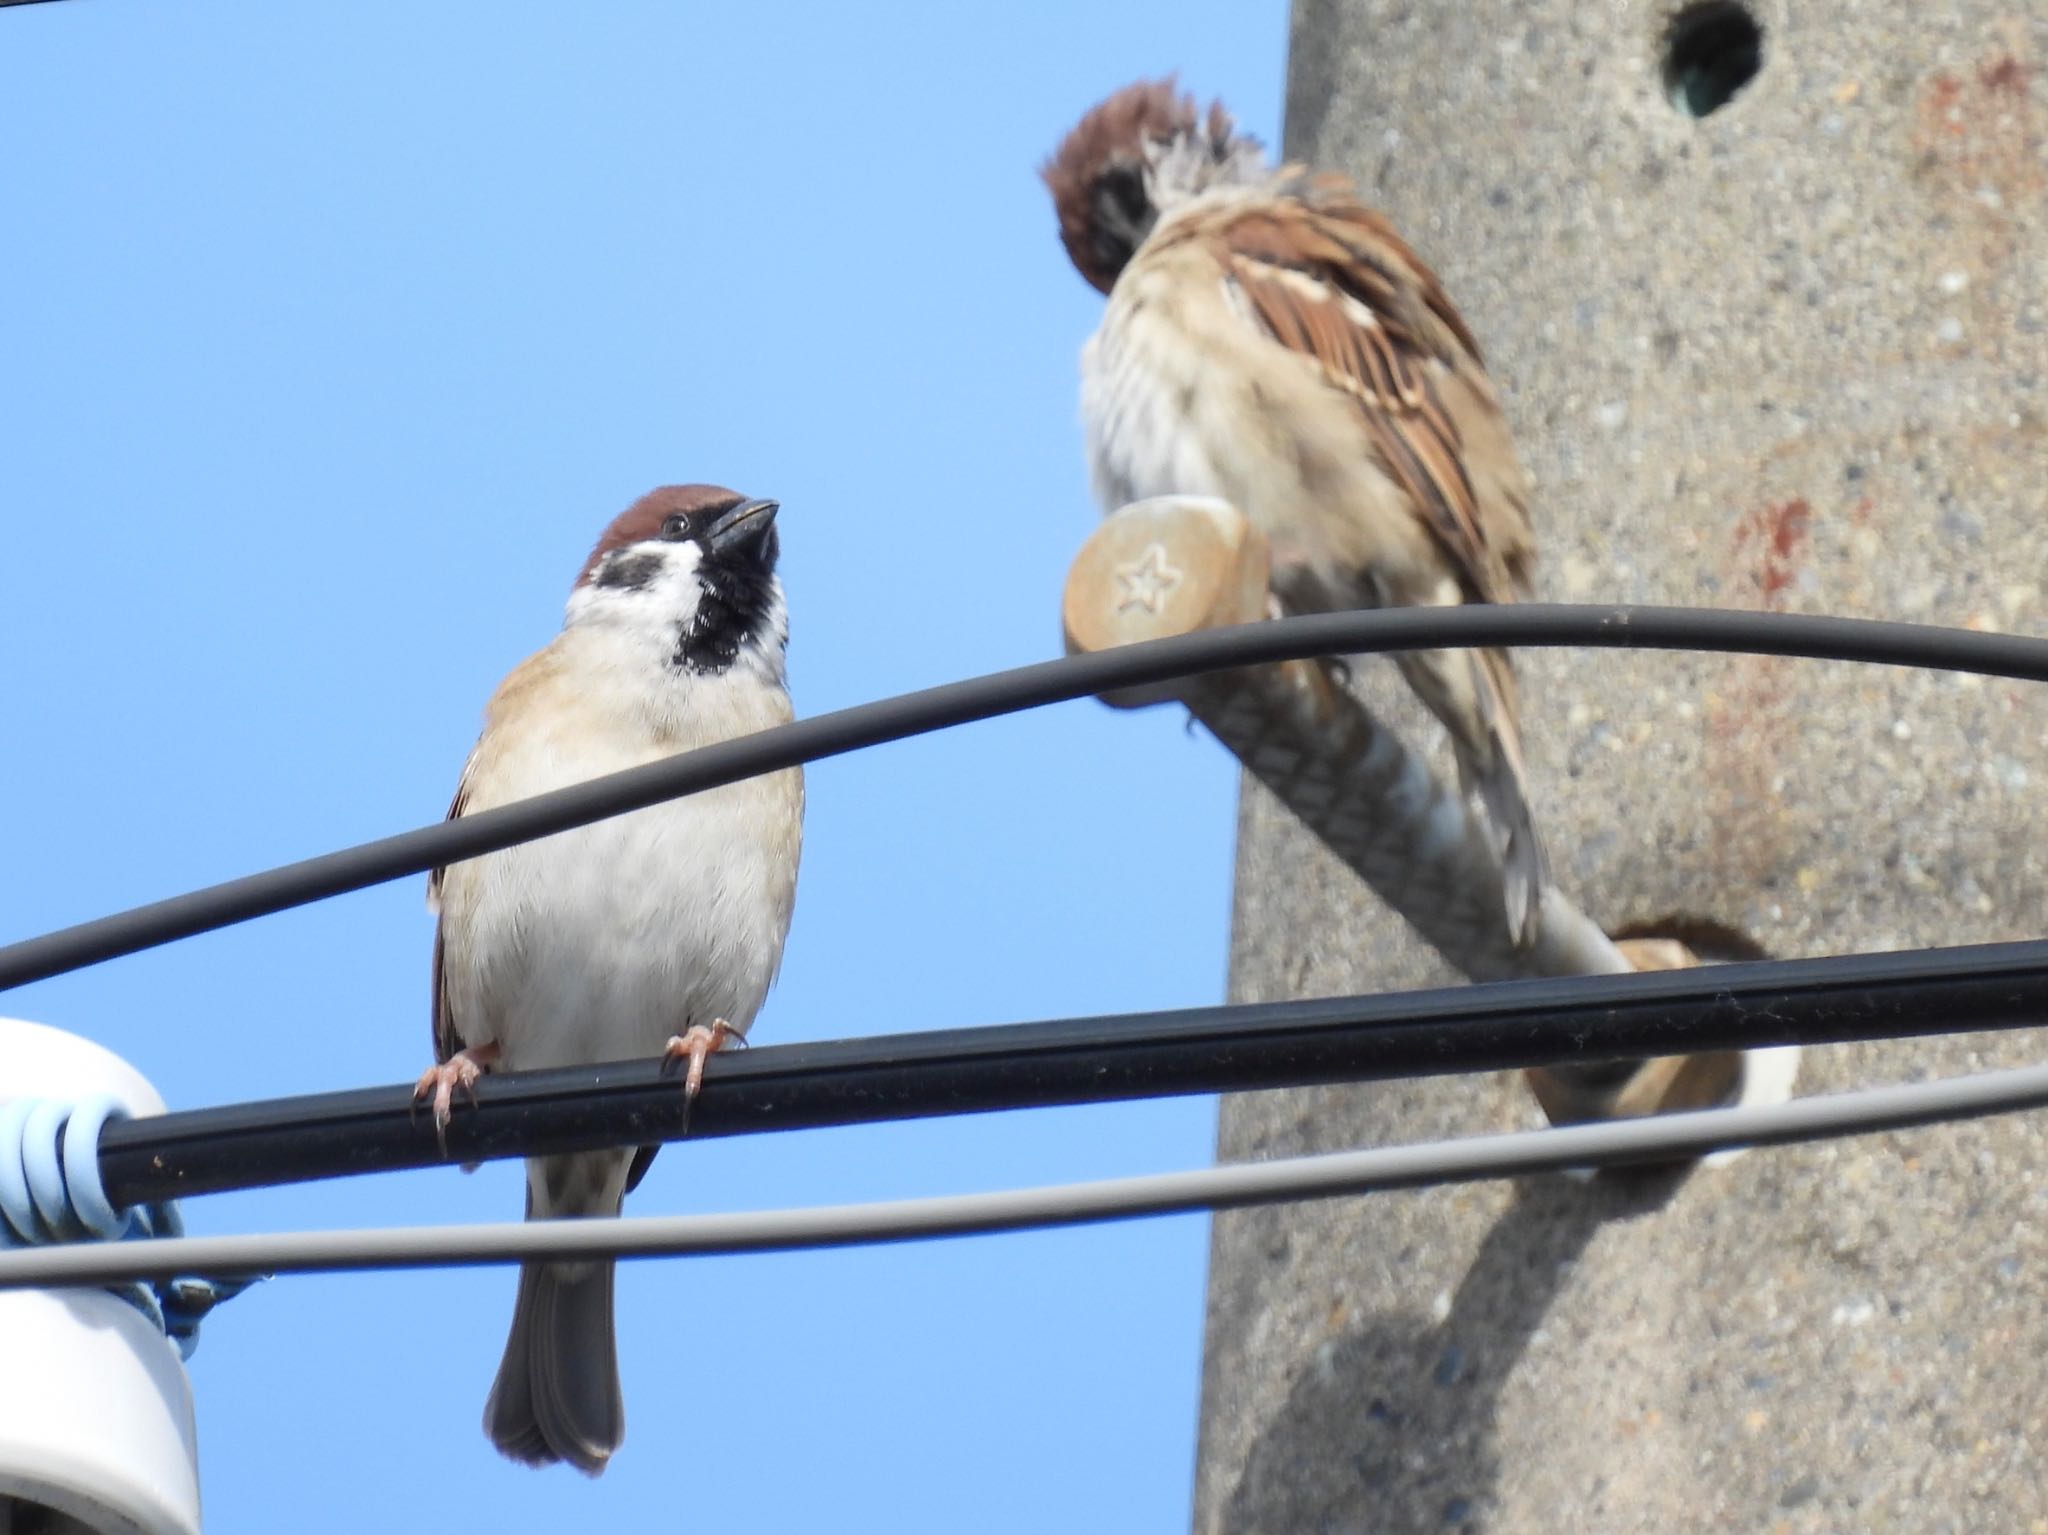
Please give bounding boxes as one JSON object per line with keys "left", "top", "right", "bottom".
{"left": 427, "top": 777, "right": 469, "bottom": 1065}
{"left": 1210, "top": 186, "right": 1527, "bottom": 603}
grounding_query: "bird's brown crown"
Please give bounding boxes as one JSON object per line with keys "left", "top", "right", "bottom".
{"left": 1042, "top": 78, "right": 1242, "bottom": 293}
{"left": 576, "top": 485, "right": 749, "bottom": 587}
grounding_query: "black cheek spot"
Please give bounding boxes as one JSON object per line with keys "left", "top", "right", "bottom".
{"left": 1085, "top": 163, "right": 1152, "bottom": 283}
{"left": 593, "top": 552, "right": 664, "bottom": 591}
{"left": 1098, "top": 163, "right": 1148, "bottom": 226}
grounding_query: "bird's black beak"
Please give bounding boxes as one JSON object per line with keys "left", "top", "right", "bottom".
{"left": 706, "top": 498, "right": 779, "bottom": 564}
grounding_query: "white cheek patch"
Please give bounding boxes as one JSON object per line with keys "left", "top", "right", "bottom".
{"left": 566, "top": 542, "right": 708, "bottom": 633}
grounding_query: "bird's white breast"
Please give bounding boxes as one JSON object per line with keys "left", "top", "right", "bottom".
{"left": 438, "top": 629, "right": 802, "bottom": 1074}
{"left": 1081, "top": 267, "right": 1242, "bottom": 516}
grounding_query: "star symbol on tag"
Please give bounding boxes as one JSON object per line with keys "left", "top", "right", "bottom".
{"left": 1114, "top": 542, "right": 1183, "bottom": 614}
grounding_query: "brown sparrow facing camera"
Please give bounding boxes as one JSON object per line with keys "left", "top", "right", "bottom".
{"left": 419, "top": 484, "right": 803, "bottom": 1473}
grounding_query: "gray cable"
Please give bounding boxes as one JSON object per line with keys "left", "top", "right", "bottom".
{"left": 1, "top": 1059, "right": 2043, "bottom": 1289}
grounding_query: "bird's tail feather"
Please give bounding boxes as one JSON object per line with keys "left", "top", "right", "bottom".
{"left": 1400, "top": 641, "right": 1550, "bottom": 946}
{"left": 1464, "top": 646, "right": 1550, "bottom": 946}
{"left": 484, "top": 1156, "right": 628, "bottom": 1474}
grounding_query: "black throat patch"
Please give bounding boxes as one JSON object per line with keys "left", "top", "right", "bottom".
{"left": 673, "top": 534, "right": 780, "bottom": 675}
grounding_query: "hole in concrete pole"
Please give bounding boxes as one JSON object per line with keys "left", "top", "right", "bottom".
{"left": 1662, "top": 2, "right": 1763, "bottom": 118}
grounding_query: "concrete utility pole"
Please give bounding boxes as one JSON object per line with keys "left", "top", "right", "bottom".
{"left": 1196, "top": 3, "right": 2048, "bottom": 1530}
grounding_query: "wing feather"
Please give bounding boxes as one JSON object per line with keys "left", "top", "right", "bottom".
{"left": 1202, "top": 189, "right": 1527, "bottom": 603}
{"left": 428, "top": 776, "right": 470, "bottom": 1066}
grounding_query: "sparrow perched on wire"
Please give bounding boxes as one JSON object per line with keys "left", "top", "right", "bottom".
{"left": 418, "top": 484, "right": 804, "bottom": 1473}
{"left": 1043, "top": 80, "right": 1550, "bottom": 940}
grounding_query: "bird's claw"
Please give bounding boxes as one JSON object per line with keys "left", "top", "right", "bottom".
{"left": 413, "top": 1044, "right": 499, "bottom": 1155}
{"left": 662, "top": 1019, "right": 743, "bottom": 1134}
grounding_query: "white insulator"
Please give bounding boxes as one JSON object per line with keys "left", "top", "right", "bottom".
{"left": 0, "top": 1018, "right": 200, "bottom": 1535}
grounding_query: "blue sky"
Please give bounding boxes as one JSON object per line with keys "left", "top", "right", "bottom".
{"left": 0, "top": 3, "right": 1284, "bottom": 1529}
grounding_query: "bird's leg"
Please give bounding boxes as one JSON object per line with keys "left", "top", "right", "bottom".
{"left": 413, "top": 1042, "right": 502, "bottom": 1152}
{"left": 661, "top": 1019, "right": 745, "bottom": 1133}
{"left": 1265, "top": 586, "right": 1354, "bottom": 686}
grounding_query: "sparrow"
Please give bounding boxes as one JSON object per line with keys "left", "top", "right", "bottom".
{"left": 418, "top": 484, "right": 804, "bottom": 1473}
{"left": 1043, "top": 80, "right": 1550, "bottom": 940}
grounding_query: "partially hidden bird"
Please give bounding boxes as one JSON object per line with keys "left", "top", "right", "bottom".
{"left": 1044, "top": 79, "right": 1551, "bottom": 941}
{"left": 419, "top": 484, "right": 804, "bottom": 1473}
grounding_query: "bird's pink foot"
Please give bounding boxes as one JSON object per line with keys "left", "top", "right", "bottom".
{"left": 662, "top": 1019, "right": 745, "bottom": 1132}
{"left": 413, "top": 1042, "right": 501, "bottom": 1151}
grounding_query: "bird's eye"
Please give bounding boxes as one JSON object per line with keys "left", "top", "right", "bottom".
{"left": 660, "top": 514, "right": 690, "bottom": 540}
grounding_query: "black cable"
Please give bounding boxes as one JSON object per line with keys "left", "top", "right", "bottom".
{"left": 11, "top": 1058, "right": 2047, "bottom": 1289}
{"left": 94, "top": 935, "right": 2048, "bottom": 1208}
{"left": 7, "top": 605, "right": 2048, "bottom": 996}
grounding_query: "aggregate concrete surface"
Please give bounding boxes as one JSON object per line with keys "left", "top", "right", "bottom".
{"left": 1197, "top": 4, "right": 2048, "bottom": 1530}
